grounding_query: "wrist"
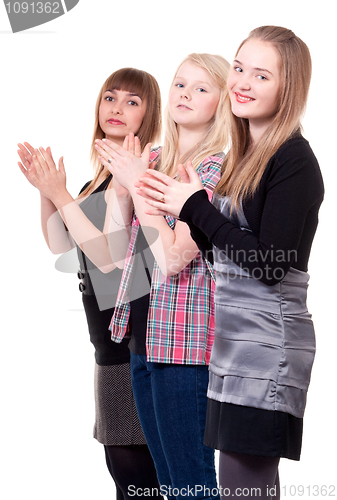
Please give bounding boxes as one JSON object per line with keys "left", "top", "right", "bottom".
{"left": 116, "top": 191, "right": 132, "bottom": 202}
{"left": 52, "top": 190, "right": 73, "bottom": 209}
{"left": 179, "top": 189, "right": 208, "bottom": 222}
{"left": 111, "top": 211, "right": 133, "bottom": 228}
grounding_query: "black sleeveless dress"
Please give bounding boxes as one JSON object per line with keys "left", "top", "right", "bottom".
{"left": 77, "top": 175, "right": 146, "bottom": 445}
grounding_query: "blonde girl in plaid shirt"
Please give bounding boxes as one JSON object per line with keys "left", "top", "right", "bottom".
{"left": 95, "top": 54, "right": 230, "bottom": 499}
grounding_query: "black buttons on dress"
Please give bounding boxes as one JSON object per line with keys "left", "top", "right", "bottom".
{"left": 78, "top": 270, "right": 85, "bottom": 292}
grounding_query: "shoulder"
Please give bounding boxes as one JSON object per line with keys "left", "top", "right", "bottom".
{"left": 269, "top": 136, "right": 321, "bottom": 176}
{"left": 78, "top": 180, "right": 92, "bottom": 196}
{"left": 196, "top": 152, "right": 225, "bottom": 193}
{"left": 196, "top": 151, "right": 225, "bottom": 182}
{"left": 264, "top": 135, "right": 324, "bottom": 195}
{"left": 197, "top": 151, "right": 226, "bottom": 173}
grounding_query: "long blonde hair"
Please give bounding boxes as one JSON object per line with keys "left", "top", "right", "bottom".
{"left": 81, "top": 68, "right": 162, "bottom": 197}
{"left": 216, "top": 26, "right": 312, "bottom": 206}
{"left": 158, "top": 53, "right": 230, "bottom": 176}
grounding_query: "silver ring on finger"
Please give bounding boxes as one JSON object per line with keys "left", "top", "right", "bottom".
{"left": 107, "top": 158, "right": 112, "bottom": 164}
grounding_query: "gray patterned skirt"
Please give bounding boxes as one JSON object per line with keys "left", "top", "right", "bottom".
{"left": 93, "top": 362, "right": 147, "bottom": 446}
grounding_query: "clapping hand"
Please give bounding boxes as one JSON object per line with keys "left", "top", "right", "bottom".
{"left": 94, "top": 133, "right": 152, "bottom": 191}
{"left": 135, "top": 162, "right": 204, "bottom": 218}
{"left": 17, "top": 142, "right": 67, "bottom": 205}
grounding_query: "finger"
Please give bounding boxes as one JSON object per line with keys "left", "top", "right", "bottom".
{"left": 17, "top": 149, "right": 32, "bottom": 169}
{"left": 136, "top": 185, "right": 165, "bottom": 202}
{"left": 18, "top": 161, "right": 37, "bottom": 186}
{"left": 32, "top": 150, "right": 46, "bottom": 174}
{"left": 97, "top": 154, "right": 116, "bottom": 174}
{"left": 18, "top": 143, "right": 32, "bottom": 157}
{"left": 128, "top": 133, "right": 135, "bottom": 156}
{"left": 138, "top": 174, "right": 167, "bottom": 193}
{"left": 134, "top": 136, "right": 141, "bottom": 158}
{"left": 185, "top": 161, "right": 198, "bottom": 179}
{"left": 95, "top": 143, "right": 115, "bottom": 165}
{"left": 141, "top": 168, "right": 173, "bottom": 186}
{"left": 23, "top": 142, "right": 35, "bottom": 155}
{"left": 39, "top": 147, "right": 56, "bottom": 171}
{"left": 177, "top": 163, "right": 190, "bottom": 184}
{"left": 46, "top": 146, "right": 54, "bottom": 161}
{"left": 95, "top": 142, "right": 120, "bottom": 166}
{"left": 123, "top": 135, "right": 129, "bottom": 151}
{"left": 100, "top": 138, "right": 128, "bottom": 157}
{"left": 18, "top": 161, "right": 28, "bottom": 176}
{"left": 142, "top": 142, "right": 152, "bottom": 166}
{"left": 144, "top": 206, "right": 169, "bottom": 217}
{"left": 58, "top": 156, "right": 65, "bottom": 175}
{"left": 95, "top": 140, "right": 117, "bottom": 159}
{"left": 18, "top": 143, "right": 34, "bottom": 165}
{"left": 143, "top": 197, "right": 170, "bottom": 213}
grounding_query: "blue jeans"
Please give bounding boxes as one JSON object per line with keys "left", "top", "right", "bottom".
{"left": 130, "top": 353, "right": 219, "bottom": 500}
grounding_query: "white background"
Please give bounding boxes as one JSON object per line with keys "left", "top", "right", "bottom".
{"left": 0, "top": 0, "right": 335, "bottom": 498}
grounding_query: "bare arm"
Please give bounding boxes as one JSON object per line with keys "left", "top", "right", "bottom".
{"left": 105, "top": 135, "right": 139, "bottom": 269}
{"left": 18, "top": 143, "right": 75, "bottom": 254}
{"left": 18, "top": 143, "right": 118, "bottom": 273}
{"left": 95, "top": 138, "right": 208, "bottom": 276}
{"left": 40, "top": 193, "right": 76, "bottom": 253}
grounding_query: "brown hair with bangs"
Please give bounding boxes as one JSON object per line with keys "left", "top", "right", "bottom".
{"left": 81, "top": 67, "right": 162, "bottom": 197}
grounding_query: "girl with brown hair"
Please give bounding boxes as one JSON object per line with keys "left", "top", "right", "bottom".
{"left": 17, "top": 67, "right": 161, "bottom": 499}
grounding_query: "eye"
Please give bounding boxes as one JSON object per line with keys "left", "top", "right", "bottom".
{"left": 196, "top": 87, "right": 207, "bottom": 92}
{"left": 234, "top": 66, "right": 243, "bottom": 73}
{"left": 104, "top": 96, "right": 114, "bottom": 102}
{"left": 128, "top": 100, "right": 138, "bottom": 106}
{"left": 175, "top": 83, "right": 184, "bottom": 88}
{"left": 257, "top": 75, "right": 267, "bottom": 80}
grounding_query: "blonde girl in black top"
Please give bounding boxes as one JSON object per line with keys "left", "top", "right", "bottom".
{"left": 136, "top": 27, "right": 324, "bottom": 500}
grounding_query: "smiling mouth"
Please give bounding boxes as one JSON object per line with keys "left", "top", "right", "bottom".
{"left": 235, "top": 92, "right": 255, "bottom": 103}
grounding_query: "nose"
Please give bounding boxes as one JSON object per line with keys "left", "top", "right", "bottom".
{"left": 111, "top": 101, "right": 122, "bottom": 115}
{"left": 238, "top": 77, "right": 251, "bottom": 91}
{"left": 180, "top": 87, "right": 191, "bottom": 100}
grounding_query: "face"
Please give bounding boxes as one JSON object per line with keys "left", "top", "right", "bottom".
{"left": 227, "top": 39, "right": 281, "bottom": 136}
{"left": 168, "top": 61, "right": 220, "bottom": 132}
{"left": 98, "top": 89, "right": 147, "bottom": 143}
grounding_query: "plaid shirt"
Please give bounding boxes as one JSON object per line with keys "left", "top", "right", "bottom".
{"left": 109, "top": 149, "right": 224, "bottom": 365}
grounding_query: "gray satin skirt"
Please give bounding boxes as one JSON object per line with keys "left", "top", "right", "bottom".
{"left": 205, "top": 265, "right": 315, "bottom": 460}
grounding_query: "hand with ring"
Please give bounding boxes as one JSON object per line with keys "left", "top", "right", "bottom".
{"left": 135, "top": 161, "right": 204, "bottom": 217}
{"left": 94, "top": 133, "right": 152, "bottom": 191}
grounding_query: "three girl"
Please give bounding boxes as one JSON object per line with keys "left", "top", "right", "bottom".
{"left": 95, "top": 53, "right": 230, "bottom": 499}
{"left": 137, "top": 27, "right": 324, "bottom": 500}
{"left": 17, "top": 68, "right": 162, "bottom": 500}
{"left": 18, "top": 26, "right": 324, "bottom": 500}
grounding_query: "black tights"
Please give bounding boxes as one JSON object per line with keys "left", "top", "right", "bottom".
{"left": 219, "top": 451, "right": 280, "bottom": 500}
{"left": 104, "top": 444, "right": 161, "bottom": 500}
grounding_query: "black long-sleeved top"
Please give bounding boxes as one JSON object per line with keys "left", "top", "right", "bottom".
{"left": 179, "top": 136, "right": 324, "bottom": 286}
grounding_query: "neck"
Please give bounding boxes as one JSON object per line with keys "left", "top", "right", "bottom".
{"left": 105, "top": 134, "right": 125, "bottom": 148}
{"left": 248, "top": 120, "right": 272, "bottom": 147}
{"left": 176, "top": 125, "right": 207, "bottom": 162}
